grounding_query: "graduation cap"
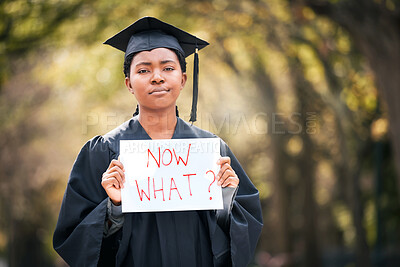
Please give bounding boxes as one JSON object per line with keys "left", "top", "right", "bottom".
{"left": 104, "top": 16, "right": 209, "bottom": 123}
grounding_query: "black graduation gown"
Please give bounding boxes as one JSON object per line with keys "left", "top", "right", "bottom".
{"left": 53, "top": 117, "right": 263, "bottom": 267}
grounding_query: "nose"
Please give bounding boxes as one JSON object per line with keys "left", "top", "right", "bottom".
{"left": 151, "top": 70, "right": 164, "bottom": 84}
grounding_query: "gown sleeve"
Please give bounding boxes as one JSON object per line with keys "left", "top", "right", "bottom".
{"left": 213, "top": 140, "right": 263, "bottom": 267}
{"left": 53, "top": 136, "right": 117, "bottom": 266}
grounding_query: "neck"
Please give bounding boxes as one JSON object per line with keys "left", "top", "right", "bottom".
{"left": 138, "top": 106, "right": 177, "bottom": 139}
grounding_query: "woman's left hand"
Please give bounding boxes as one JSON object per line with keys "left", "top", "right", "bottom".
{"left": 216, "top": 157, "right": 239, "bottom": 188}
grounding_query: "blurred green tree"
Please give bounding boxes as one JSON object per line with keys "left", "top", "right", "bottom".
{"left": 293, "top": 0, "right": 400, "bottom": 208}
{"left": 0, "top": 0, "right": 95, "bottom": 266}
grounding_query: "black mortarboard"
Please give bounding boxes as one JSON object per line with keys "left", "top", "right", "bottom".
{"left": 104, "top": 17, "right": 209, "bottom": 123}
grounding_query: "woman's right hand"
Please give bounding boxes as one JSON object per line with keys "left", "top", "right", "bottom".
{"left": 101, "top": 158, "right": 125, "bottom": 206}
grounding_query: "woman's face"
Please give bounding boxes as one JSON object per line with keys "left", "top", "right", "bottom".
{"left": 125, "top": 48, "right": 187, "bottom": 113}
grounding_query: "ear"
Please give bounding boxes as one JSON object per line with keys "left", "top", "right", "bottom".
{"left": 125, "top": 77, "right": 134, "bottom": 94}
{"left": 181, "top": 73, "right": 187, "bottom": 90}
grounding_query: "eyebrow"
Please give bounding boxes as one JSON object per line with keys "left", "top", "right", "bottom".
{"left": 161, "top": 59, "right": 176, "bottom": 64}
{"left": 135, "top": 62, "right": 151, "bottom": 67}
{"left": 135, "top": 59, "right": 177, "bottom": 67}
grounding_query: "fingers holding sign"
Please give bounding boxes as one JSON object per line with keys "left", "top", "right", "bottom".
{"left": 216, "top": 157, "right": 239, "bottom": 188}
{"left": 101, "top": 157, "right": 125, "bottom": 206}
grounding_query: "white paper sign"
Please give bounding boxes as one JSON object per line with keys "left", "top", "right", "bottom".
{"left": 120, "top": 138, "right": 223, "bottom": 213}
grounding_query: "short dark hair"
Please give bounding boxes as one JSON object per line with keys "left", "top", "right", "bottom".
{"left": 124, "top": 49, "right": 187, "bottom": 77}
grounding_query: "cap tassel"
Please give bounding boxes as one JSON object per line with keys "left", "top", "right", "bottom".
{"left": 189, "top": 47, "right": 199, "bottom": 123}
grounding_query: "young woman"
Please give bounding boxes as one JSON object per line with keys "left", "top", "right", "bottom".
{"left": 53, "top": 17, "right": 263, "bottom": 267}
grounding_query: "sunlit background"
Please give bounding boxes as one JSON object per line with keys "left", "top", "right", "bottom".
{"left": 1, "top": 0, "right": 399, "bottom": 266}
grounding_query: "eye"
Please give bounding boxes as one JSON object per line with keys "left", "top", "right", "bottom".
{"left": 164, "top": 67, "right": 174, "bottom": 71}
{"left": 138, "top": 69, "right": 149, "bottom": 74}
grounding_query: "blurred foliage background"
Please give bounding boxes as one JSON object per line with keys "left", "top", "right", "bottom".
{"left": 1, "top": 0, "right": 399, "bottom": 266}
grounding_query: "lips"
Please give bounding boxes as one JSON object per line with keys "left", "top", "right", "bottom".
{"left": 149, "top": 87, "right": 170, "bottom": 94}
